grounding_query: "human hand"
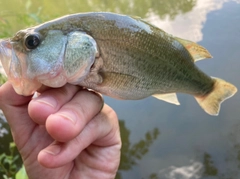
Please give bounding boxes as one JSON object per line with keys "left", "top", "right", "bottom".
{"left": 0, "top": 82, "right": 121, "bottom": 179}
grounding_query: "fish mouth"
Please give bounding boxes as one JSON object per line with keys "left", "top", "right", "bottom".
{"left": 0, "top": 39, "right": 13, "bottom": 78}
{"left": 0, "top": 39, "right": 42, "bottom": 95}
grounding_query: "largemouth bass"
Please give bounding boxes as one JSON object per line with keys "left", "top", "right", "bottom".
{"left": 0, "top": 12, "right": 237, "bottom": 115}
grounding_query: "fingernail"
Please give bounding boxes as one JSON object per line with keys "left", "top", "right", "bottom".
{"left": 57, "top": 112, "right": 77, "bottom": 124}
{"left": 34, "top": 96, "right": 57, "bottom": 108}
{"left": 43, "top": 144, "right": 61, "bottom": 155}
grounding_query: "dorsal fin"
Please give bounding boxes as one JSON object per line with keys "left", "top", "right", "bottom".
{"left": 131, "top": 15, "right": 142, "bottom": 20}
{"left": 174, "top": 37, "right": 213, "bottom": 62}
{"left": 152, "top": 93, "right": 180, "bottom": 105}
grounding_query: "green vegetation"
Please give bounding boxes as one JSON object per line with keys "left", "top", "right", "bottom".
{"left": 0, "top": 74, "right": 7, "bottom": 84}
{"left": 0, "top": 0, "right": 45, "bottom": 38}
{"left": 0, "top": 142, "right": 28, "bottom": 179}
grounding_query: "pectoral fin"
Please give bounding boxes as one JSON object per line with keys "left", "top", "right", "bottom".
{"left": 152, "top": 93, "right": 180, "bottom": 105}
{"left": 174, "top": 37, "right": 212, "bottom": 62}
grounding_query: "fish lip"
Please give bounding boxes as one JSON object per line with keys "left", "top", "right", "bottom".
{"left": 0, "top": 39, "right": 41, "bottom": 96}
{"left": 0, "top": 39, "right": 12, "bottom": 74}
{"left": 0, "top": 39, "right": 12, "bottom": 50}
{"left": 1, "top": 34, "right": 67, "bottom": 95}
{"left": 0, "top": 39, "right": 12, "bottom": 57}
{"left": 0, "top": 40, "right": 8, "bottom": 75}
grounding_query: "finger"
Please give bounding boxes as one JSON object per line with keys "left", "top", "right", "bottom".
{"left": 0, "top": 82, "right": 33, "bottom": 131}
{"left": 38, "top": 105, "right": 121, "bottom": 169}
{"left": 0, "top": 81, "right": 32, "bottom": 107}
{"left": 28, "top": 84, "right": 81, "bottom": 125}
{"left": 0, "top": 82, "right": 36, "bottom": 148}
{"left": 36, "top": 85, "right": 51, "bottom": 93}
{"left": 45, "top": 89, "right": 104, "bottom": 142}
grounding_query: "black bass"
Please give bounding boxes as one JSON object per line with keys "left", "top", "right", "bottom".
{"left": 0, "top": 12, "right": 237, "bottom": 115}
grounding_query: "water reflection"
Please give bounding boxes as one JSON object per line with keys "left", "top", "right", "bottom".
{"left": 116, "top": 120, "right": 160, "bottom": 179}
{"left": 147, "top": 0, "right": 235, "bottom": 42}
{"left": 202, "top": 153, "right": 217, "bottom": 177}
{"left": 85, "top": 0, "right": 196, "bottom": 20}
{"left": 0, "top": 0, "right": 196, "bottom": 38}
{"left": 159, "top": 161, "right": 203, "bottom": 179}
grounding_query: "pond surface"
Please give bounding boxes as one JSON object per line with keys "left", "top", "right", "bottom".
{"left": 0, "top": 0, "right": 240, "bottom": 178}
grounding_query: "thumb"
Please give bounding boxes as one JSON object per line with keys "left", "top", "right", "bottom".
{"left": 0, "top": 81, "right": 34, "bottom": 137}
{"left": 0, "top": 81, "right": 32, "bottom": 107}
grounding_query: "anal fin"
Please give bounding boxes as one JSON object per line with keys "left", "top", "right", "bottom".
{"left": 152, "top": 93, "right": 180, "bottom": 105}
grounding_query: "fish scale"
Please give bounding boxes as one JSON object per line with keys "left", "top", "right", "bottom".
{"left": 0, "top": 12, "right": 237, "bottom": 115}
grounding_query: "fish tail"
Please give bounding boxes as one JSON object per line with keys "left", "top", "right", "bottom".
{"left": 194, "top": 78, "right": 237, "bottom": 116}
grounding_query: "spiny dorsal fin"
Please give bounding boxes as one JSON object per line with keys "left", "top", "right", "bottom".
{"left": 174, "top": 37, "right": 213, "bottom": 62}
{"left": 152, "top": 93, "right": 180, "bottom": 105}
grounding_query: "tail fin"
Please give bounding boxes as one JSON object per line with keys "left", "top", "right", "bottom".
{"left": 195, "top": 78, "right": 237, "bottom": 116}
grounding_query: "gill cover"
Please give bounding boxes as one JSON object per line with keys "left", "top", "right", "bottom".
{"left": 0, "top": 30, "right": 98, "bottom": 96}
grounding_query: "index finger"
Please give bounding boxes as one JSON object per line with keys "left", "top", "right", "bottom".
{"left": 28, "top": 84, "right": 81, "bottom": 125}
{"left": 45, "top": 89, "right": 104, "bottom": 142}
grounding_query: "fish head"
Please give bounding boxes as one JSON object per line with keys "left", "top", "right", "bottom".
{"left": 0, "top": 28, "right": 98, "bottom": 96}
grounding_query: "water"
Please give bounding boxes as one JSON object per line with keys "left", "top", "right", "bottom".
{"left": 0, "top": 0, "right": 240, "bottom": 178}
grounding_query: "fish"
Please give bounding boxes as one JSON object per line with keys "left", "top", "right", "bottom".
{"left": 0, "top": 12, "right": 237, "bottom": 116}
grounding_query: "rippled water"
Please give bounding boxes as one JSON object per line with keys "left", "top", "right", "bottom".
{"left": 0, "top": 0, "right": 240, "bottom": 178}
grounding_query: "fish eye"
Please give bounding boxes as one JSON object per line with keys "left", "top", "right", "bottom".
{"left": 24, "top": 34, "right": 40, "bottom": 50}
